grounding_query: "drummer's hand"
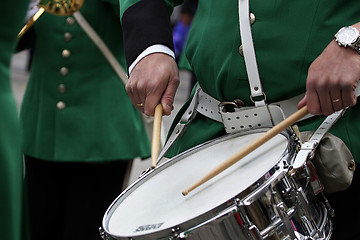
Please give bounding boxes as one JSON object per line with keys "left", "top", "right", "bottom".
{"left": 298, "top": 25, "right": 360, "bottom": 116}
{"left": 125, "top": 53, "right": 180, "bottom": 116}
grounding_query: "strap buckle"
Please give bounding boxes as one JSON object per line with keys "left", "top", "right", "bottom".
{"left": 218, "top": 99, "right": 245, "bottom": 113}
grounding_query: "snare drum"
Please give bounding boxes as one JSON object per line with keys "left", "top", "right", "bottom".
{"left": 101, "top": 129, "right": 333, "bottom": 240}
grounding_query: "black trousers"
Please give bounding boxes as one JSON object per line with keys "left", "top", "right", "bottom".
{"left": 326, "top": 164, "right": 360, "bottom": 239}
{"left": 24, "top": 156, "right": 130, "bottom": 240}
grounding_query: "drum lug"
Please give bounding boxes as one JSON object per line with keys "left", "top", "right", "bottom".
{"left": 276, "top": 202, "right": 298, "bottom": 240}
{"left": 295, "top": 187, "right": 324, "bottom": 237}
{"left": 320, "top": 192, "right": 335, "bottom": 218}
{"left": 171, "top": 226, "right": 182, "bottom": 239}
{"left": 248, "top": 224, "right": 263, "bottom": 240}
{"left": 235, "top": 206, "right": 264, "bottom": 240}
{"left": 99, "top": 227, "right": 110, "bottom": 240}
{"left": 171, "top": 226, "right": 181, "bottom": 233}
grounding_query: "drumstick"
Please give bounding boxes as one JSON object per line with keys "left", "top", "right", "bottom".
{"left": 182, "top": 106, "right": 309, "bottom": 196}
{"left": 151, "top": 104, "right": 163, "bottom": 168}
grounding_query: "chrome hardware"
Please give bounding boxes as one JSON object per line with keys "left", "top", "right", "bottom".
{"left": 218, "top": 101, "right": 239, "bottom": 113}
{"left": 218, "top": 98, "right": 246, "bottom": 113}
{"left": 99, "top": 227, "right": 110, "bottom": 240}
{"left": 250, "top": 92, "right": 267, "bottom": 104}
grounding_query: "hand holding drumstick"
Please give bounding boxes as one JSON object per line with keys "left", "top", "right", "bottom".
{"left": 182, "top": 106, "right": 309, "bottom": 196}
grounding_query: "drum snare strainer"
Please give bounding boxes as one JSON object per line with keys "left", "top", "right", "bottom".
{"left": 101, "top": 129, "right": 332, "bottom": 240}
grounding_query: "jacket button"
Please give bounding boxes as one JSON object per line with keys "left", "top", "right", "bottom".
{"left": 57, "top": 101, "right": 66, "bottom": 110}
{"left": 62, "top": 49, "right": 71, "bottom": 58}
{"left": 64, "top": 32, "right": 72, "bottom": 42}
{"left": 239, "top": 45, "right": 244, "bottom": 56}
{"left": 60, "top": 67, "right": 68, "bottom": 76}
{"left": 58, "top": 84, "right": 66, "bottom": 93}
{"left": 250, "top": 13, "right": 256, "bottom": 25}
{"left": 66, "top": 17, "right": 75, "bottom": 25}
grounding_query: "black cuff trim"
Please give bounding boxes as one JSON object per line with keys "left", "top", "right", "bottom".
{"left": 122, "top": 0, "right": 174, "bottom": 69}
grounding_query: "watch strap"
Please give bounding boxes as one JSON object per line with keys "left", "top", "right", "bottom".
{"left": 353, "top": 38, "right": 360, "bottom": 53}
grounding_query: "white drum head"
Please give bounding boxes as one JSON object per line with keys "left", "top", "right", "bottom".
{"left": 104, "top": 130, "right": 289, "bottom": 238}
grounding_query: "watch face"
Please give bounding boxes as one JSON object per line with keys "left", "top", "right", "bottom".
{"left": 336, "top": 27, "right": 359, "bottom": 46}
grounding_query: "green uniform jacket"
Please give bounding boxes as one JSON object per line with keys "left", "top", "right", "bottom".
{"left": 20, "top": 0, "right": 150, "bottom": 162}
{"left": 121, "top": 0, "right": 360, "bottom": 163}
{"left": 0, "top": 0, "right": 27, "bottom": 239}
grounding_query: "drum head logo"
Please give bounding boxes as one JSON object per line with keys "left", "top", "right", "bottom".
{"left": 134, "top": 223, "right": 164, "bottom": 233}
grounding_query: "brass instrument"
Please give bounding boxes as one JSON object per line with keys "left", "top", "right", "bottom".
{"left": 18, "top": 0, "right": 85, "bottom": 38}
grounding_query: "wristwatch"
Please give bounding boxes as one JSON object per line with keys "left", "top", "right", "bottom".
{"left": 334, "top": 26, "right": 360, "bottom": 54}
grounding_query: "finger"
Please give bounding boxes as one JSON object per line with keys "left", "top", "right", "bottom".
{"left": 126, "top": 79, "right": 145, "bottom": 112}
{"left": 142, "top": 84, "right": 165, "bottom": 116}
{"left": 134, "top": 81, "right": 147, "bottom": 111}
{"left": 125, "top": 81, "right": 137, "bottom": 107}
{"left": 330, "top": 89, "right": 343, "bottom": 112}
{"left": 316, "top": 87, "right": 334, "bottom": 115}
{"left": 341, "top": 84, "right": 357, "bottom": 107}
{"left": 161, "top": 77, "right": 180, "bottom": 116}
{"left": 297, "top": 95, "right": 307, "bottom": 110}
{"left": 331, "top": 97, "right": 343, "bottom": 111}
{"left": 306, "top": 88, "right": 322, "bottom": 115}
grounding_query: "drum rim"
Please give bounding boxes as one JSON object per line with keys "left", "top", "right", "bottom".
{"left": 102, "top": 128, "right": 297, "bottom": 239}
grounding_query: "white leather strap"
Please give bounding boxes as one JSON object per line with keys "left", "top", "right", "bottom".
{"left": 293, "top": 109, "right": 345, "bottom": 169}
{"left": 196, "top": 88, "right": 311, "bottom": 123}
{"left": 159, "top": 86, "right": 300, "bottom": 158}
{"left": 73, "top": 12, "right": 129, "bottom": 85}
{"left": 238, "top": 0, "right": 265, "bottom": 106}
{"left": 160, "top": 84, "right": 360, "bottom": 159}
{"left": 196, "top": 89, "right": 223, "bottom": 122}
{"left": 293, "top": 81, "right": 360, "bottom": 167}
{"left": 220, "top": 104, "right": 286, "bottom": 133}
{"left": 196, "top": 83, "right": 360, "bottom": 125}
{"left": 157, "top": 86, "right": 201, "bottom": 161}
{"left": 292, "top": 82, "right": 360, "bottom": 168}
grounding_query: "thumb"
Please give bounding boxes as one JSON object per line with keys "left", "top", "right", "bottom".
{"left": 161, "top": 77, "right": 179, "bottom": 116}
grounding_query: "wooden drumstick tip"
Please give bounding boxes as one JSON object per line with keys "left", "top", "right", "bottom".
{"left": 182, "top": 190, "right": 189, "bottom": 196}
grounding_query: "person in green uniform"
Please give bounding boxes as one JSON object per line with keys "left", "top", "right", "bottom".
{"left": 0, "top": 0, "right": 28, "bottom": 240}
{"left": 119, "top": 0, "right": 360, "bottom": 238}
{"left": 17, "top": 0, "right": 150, "bottom": 239}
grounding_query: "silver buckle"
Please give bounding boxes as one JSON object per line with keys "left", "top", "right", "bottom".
{"left": 218, "top": 99, "right": 245, "bottom": 113}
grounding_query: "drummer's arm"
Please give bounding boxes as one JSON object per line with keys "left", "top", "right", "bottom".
{"left": 120, "top": 0, "right": 180, "bottom": 116}
{"left": 298, "top": 22, "right": 360, "bottom": 116}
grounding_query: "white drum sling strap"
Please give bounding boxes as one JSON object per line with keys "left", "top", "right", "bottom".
{"left": 238, "top": 0, "right": 265, "bottom": 107}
